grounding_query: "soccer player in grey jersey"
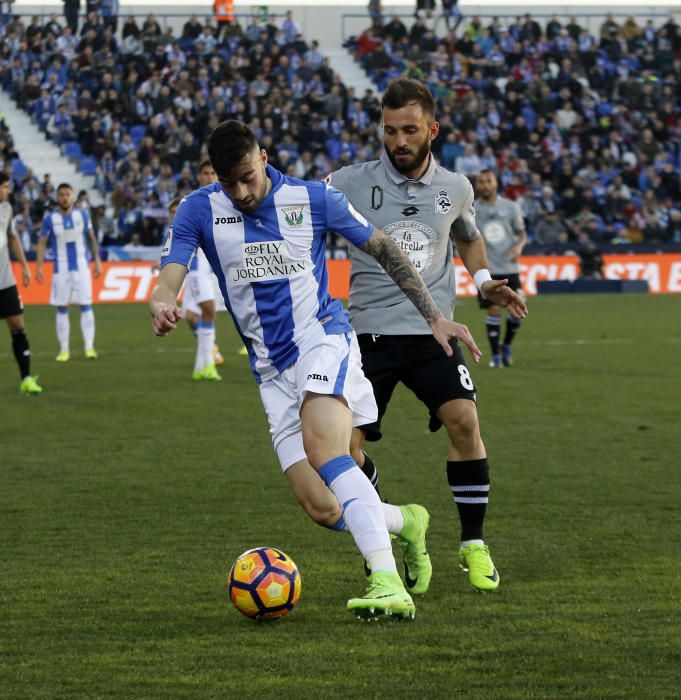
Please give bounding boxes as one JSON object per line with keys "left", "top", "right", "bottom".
{"left": 475, "top": 170, "right": 527, "bottom": 368}
{"left": 329, "top": 78, "right": 527, "bottom": 592}
{"left": 0, "top": 173, "right": 42, "bottom": 394}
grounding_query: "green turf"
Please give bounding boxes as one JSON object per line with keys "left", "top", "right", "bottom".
{"left": 1, "top": 295, "right": 680, "bottom": 699}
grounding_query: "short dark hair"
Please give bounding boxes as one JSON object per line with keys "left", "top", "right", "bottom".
{"left": 168, "top": 197, "right": 182, "bottom": 211}
{"left": 207, "top": 120, "right": 258, "bottom": 176}
{"left": 198, "top": 159, "right": 213, "bottom": 172}
{"left": 57, "top": 182, "right": 73, "bottom": 192}
{"left": 381, "top": 77, "right": 435, "bottom": 120}
{"left": 0, "top": 173, "right": 9, "bottom": 186}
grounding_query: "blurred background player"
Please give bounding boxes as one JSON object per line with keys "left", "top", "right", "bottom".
{"left": 36, "top": 183, "right": 101, "bottom": 361}
{"left": 178, "top": 160, "right": 224, "bottom": 381}
{"left": 0, "top": 173, "right": 42, "bottom": 395}
{"left": 329, "top": 78, "right": 527, "bottom": 592}
{"left": 474, "top": 171, "right": 527, "bottom": 368}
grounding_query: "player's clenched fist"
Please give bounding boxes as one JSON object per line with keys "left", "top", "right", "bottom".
{"left": 152, "top": 306, "right": 183, "bottom": 336}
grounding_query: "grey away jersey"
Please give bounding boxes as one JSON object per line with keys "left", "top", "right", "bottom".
{"left": 0, "top": 202, "right": 17, "bottom": 290}
{"left": 329, "top": 153, "right": 479, "bottom": 335}
{"left": 474, "top": 196, "right": 524, "bottom": 274}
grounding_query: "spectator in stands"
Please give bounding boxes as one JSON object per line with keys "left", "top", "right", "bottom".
{"left": 47, "top": 105, "right": 76, "bottom": 144}
{"left": 62, "top": 0, "right": 80, "bottom": 34}
{"left": 415, "top": 0, "right": 435, "bottom": 20}
{"left": 182, "top": 13, "right": 202, "bottom": 41}
{"left": 281, "top": 11, "right": 301, "bottom": 44}
{"left": 116, "top": 196, "right": 144, "bottom": 244}
{"left": 213, "top": 0, "right": 234, "bottom": 41}
{"left": 141, "top": 13, "right": 161, "bottom": 40}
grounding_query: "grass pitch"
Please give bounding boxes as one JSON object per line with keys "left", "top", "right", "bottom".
{"left": 1, "top": 294, "right": 680, "bottom": 699}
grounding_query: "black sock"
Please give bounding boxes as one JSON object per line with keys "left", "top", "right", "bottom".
{"left": 11, "top": 329, "right": 31, "bottom": 379}
{"left": 360, "top": 451, "right": 381, "bottom": 499}
{"left": 485, "top": 315, "right": 501, "bottom": 355}
{"left": 446, "top": 458, "right": 490, "bottom": 541}
{"left": 504, "top": 317, "right": 522, "bottom": 346}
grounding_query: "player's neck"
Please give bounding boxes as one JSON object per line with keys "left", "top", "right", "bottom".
{"left": 403, "top": 155, "right": 431, "bottom": 181}
{"left": 58, "top": 206, "right": 73, "bottom": 215}
{"left": 481, "top": 193, "right": 498, "bottom": 204}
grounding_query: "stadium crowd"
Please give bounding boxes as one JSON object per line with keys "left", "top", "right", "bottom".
{"left": 0, "top": 8, "right": 680, "bottom": 255}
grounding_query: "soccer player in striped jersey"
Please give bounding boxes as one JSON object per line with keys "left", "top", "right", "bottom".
{"left": 0, "top": 173, "right": 42, "bottom": 394}
{"left": 36, "top": 183, "right": 101, "bottom": 361}
{"left": 177, "top": 160, "right": 225, "bottom": 380}
{"left": 150, "top": 120, "right": 481, "bottom": 619}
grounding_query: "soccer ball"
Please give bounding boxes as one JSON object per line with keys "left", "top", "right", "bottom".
{"left": 227, "top": 547, "right": 301, "bottom": 621}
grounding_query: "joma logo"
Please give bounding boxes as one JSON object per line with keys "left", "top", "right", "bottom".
{"left": 214, "top": 216, "right": 243, "bottom": 225}
{"left": 307, "top": 373, "right": 328, "bottom": 382}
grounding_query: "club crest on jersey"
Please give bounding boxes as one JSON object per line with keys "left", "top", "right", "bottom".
{"left": 435, "top": 190, "right": 452, "bottom": 214}
{"left": 281, "top": 205, "right": 304, "bottom": 228}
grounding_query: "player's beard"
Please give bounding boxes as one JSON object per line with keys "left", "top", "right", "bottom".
{"left": 385, "top": 138, "right": 431, "bottom": 177}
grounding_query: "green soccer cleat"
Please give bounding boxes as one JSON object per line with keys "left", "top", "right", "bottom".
{"left": 347, "top": 570, "right": 415, "bottom": 621}
{"left": 238, "top": 344, "right": 248, "bottom": 356}
{"left": 193, "top": 364, "right": 222, "bottom": 381}
{"left": 397, "top": 504, "right": 432, "bottom": 596}
{"left": 458, "top": 543, "right": 500, "bottom": 592}
{"left": 85, "top": 349, "right": 98, "bottom": 360}
{"left": 19, "top": 376, "right": 43, "bottom": 395}
{"left": 55, "top": 351, "right": 70, "bottom": 362}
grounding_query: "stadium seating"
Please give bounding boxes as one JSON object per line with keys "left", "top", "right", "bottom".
{"left": 0, "top": 10, "right": 679, "bottom": 248}
{"left": 79, "top": 157, "right": 98, "bottom": 176}
{"left": 63, "top": 141, "right": 82, "bottom": 161}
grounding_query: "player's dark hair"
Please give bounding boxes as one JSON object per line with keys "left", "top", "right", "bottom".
{"left": 381, "top": 77, "right": 435, "bottom": 120}
{"left": 57, "top": 182, "right": 73, "bottom": 192}
{"left": 207, "top": 120, "right": 259, "bottom": 176}
{"left": 168, "top": 197, "right": 182, "bottom": 211}
{"left": 0, "top": 172, "right": 9, "bottom": 186}
{"left": 198, "top": 159, "right": 213, "bottom": 171}
{"left": 479, "top": 169, "right": 497, "bottom": 177}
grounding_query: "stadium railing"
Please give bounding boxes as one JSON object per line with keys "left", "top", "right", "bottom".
{"left": 341, "top": 10, "right": 674, "bottom": 43}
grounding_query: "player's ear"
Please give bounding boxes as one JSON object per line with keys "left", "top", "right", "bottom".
{"left": 430, "top": 121, "right": 440, "bottom": 142}
{"left": 260, "top": 148, "right": 268, "bottom": 166}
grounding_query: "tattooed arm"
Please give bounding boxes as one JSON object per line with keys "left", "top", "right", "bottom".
{"left": 359, "top": 228, "right": 442, "bottom": 323}
{"left": 359, "top": 228, "right": 481, "bottom": 361}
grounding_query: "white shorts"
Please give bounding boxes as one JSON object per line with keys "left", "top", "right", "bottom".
{"left": 259, "top": 330, "right": 378, "bottom": 472}
{"left": 182, "top": 250, "right": 217, "bottom": 314}
{"left": 50, "top": 269, "right": 93, "bottom": 306}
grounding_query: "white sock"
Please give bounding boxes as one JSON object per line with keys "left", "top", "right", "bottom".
{"left": 365, "top": 548, "right": 396, "bottom": 573}
{"left": 80, "top": 308, "right": 95, "bottom": 351}
{"left": 320, "top": 456, "right": 396, "bottom": 573}
{"left": 461, "top": 539, "right": 484, "bottom": 548}
{"left": 195, "top": 321, "right": 215, "bottom": 371}
{"left": 56, "top": 311, "right": 69, "bottom": 353}
{"left": 383, "top": 503, "right": 405, "bottom": 534}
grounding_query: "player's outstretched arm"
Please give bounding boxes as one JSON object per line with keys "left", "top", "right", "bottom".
{"left": 149, "top": 262, "right": 187, "bottom": 336}
{"left": 359, "top": 229, "right": 481, "bottom": 362}
{"left": 456, "top": 236, "right": 528, "bottom": 319}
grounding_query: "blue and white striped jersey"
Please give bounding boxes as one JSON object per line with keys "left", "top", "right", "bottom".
{"left": 161, "top": 166, "right": 374, "bottom": 382}
{"left": 41, "top": 208, "right": 93, "bottom": 273}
